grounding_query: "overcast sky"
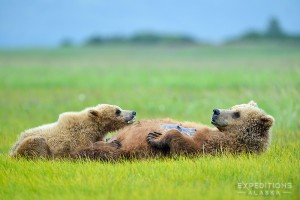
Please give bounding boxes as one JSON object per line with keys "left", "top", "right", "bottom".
{"left": 0, "top": 0, "right": 299, "bottom": 48}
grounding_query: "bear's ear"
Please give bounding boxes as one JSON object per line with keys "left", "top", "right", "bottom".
{"left": 88, "top": 109, "right": 98, "bottom": 118}
{"left": 248, "top": 100, "right": 258, "bottom": 107}
{"left": 260, "top": 115, "right": 274, "bottom": 129}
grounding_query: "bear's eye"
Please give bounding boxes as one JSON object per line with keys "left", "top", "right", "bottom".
{"left": 115, "top": 109, "right": 121, "bottom": 116}
{"left": 232, "top": 112, "right": 240, "bottom": 119}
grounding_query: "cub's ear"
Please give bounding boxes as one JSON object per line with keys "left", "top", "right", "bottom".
{"left": 248, "top": 100, "right": 258, "bottom": 107}
{"left": 88, "top": 109, "right": 98, "bottom": 118}
{"left": 260, "top": 115, "right": 274, "bottom": 128}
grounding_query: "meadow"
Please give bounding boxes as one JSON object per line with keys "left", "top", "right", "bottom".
{"left": 0, "top": 44, "right": 299, "bottom": 199}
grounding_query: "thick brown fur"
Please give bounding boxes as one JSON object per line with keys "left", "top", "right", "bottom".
{"left": 73, "top": 101, "right": 274, "bottom": 160}
{"left": 10, "top": 104, "right": 136, "bottom": 158}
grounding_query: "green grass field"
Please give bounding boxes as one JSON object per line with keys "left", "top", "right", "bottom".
{"left": 0, "top": 44, "right": 299, "bottom": 199}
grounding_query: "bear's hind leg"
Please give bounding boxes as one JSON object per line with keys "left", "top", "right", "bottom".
{"left": 147, "top": 129, "right": 199, "bottom": 155}
{"left": 11, "top": 136, "right": 51, "bottom": 158}
{"left": 72, "top": 140, "right": 123, "bottom": 161}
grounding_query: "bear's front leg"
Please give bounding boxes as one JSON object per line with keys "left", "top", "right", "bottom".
{"left": 147, "top": 129, "right": 199, "bottom": 155}
{"left": 12, "top": 136, "right": 52, "bottom": 158}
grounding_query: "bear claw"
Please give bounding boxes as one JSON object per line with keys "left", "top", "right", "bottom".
{"left": 146, "top": 132, "right": 162, "bottom": 144}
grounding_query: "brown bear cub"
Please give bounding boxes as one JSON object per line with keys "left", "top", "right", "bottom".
{"left": 73, "top": 101, "right": 274, "bottom": 160}
{"left": 10, "top": 104, "right": 136, "bottom": 158}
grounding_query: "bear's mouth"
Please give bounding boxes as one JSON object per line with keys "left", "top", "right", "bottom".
{"left": 211, "top": 119, "right": 227, "bottom": 128}
{"left": 126, "top": 116, "right": 136, "bottom": 124}
{"left": 211, "top": 119, "right": 219, "bottom": 126}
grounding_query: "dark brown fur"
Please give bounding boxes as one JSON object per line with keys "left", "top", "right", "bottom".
{"left": 72, "top": 140, "right": 123, "bottom": 161}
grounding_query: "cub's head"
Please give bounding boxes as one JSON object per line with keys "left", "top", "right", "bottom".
{"left": 211, "top": 101, "right": 274, "bottom": 135}
{"left": 88, "top": 104, "right": 136, "bottom": 130}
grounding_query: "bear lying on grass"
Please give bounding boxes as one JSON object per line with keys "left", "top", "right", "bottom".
{"left": 73, "top": 101, "right": 274, "bottom": 160}
{"left": 10, "top": 104, "right": 136, "bottom": 158}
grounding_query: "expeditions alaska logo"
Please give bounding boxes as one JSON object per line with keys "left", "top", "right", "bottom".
{"left": 237, "top": 182, "right": 292, "bottom": 196}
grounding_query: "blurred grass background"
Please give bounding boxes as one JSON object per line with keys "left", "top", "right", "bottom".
{"left": 0, "top": 44, "right": 299, "bottom": 199}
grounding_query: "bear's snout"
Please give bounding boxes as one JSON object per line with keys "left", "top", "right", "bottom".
{"left": 213, "top": 109, "right": 220, "bottom": 116}
{"left": 124, "top": 111, "right": 137, "bottom": 124}
{"left": 211, "top": 109, "right": 221, "bottom": 126}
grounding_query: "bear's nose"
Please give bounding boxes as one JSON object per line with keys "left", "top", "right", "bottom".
{"left": 132, "top": 111, "right": 136, "bottom": 116}
{"left": 213, "top": 109, "right": 220, "bottom": 116}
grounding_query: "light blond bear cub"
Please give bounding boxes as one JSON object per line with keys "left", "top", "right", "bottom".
{"left": 10, "top": 104, "right": 136, "bottom": 158}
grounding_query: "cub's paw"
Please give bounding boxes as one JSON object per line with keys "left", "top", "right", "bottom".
{"left": 110, "top": 140, "right": 122, "bottom": 149}
{"left": 146, "top": 132, "right": 162, "bottom": 145}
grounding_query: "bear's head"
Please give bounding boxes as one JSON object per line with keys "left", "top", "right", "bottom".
{"left": 211, "top": 101, "right": 274, "bottom": 136}
{"left": 88, "top": 104, "right": 136, "bottom": 131}
{"left": 211, "top": 101, "right": 274, "bottom": 153}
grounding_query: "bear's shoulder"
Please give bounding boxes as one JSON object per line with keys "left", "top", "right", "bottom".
{"left": 58, "top": 111, "right": 86, "bottom": 124}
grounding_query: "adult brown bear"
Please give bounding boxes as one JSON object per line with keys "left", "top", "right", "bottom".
{"left": 73, "top": 101, "right": 274, "bottom": 160}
